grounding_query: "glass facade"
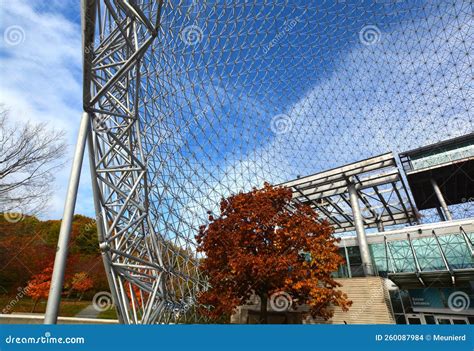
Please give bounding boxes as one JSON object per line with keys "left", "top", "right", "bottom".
{"left": 335, "top": 232, "right": 474, "bottom": 278}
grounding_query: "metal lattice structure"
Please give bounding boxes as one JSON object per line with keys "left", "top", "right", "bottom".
{"left": 75, "top": 0, "right": 474, "bottom": 324}
{"left": 281, "top": 152, "right": 417, "bottom": 233}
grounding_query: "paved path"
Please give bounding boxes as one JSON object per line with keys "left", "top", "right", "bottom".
{"left": 0, "top": 313, "right": 117, "bottom": 324}
{"left": 75, "top": 304, "right": 100, "bottom": 319}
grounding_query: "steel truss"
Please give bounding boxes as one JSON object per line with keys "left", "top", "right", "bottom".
{"left": 81, "top": 0, "right": 202, "bottom": 324}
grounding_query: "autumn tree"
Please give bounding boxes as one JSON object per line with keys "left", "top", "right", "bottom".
{"left": 70, "top": 272, "right": 94, "bottom": 300}
{"left": 26, "top": 266, "right": 53, "bottom": 312}
{"left": 196, "top": 183, "right": 351, "bottom": 323}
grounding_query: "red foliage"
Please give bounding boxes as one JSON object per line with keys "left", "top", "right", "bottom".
{"left": 196, "top": 183, "right": 351, "bottom": 322}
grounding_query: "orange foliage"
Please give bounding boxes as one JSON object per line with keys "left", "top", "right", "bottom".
{"left": 71, "top": 272, "right": 94, "bottom": 295}
{"left": 26, "top": 266, "right": 52, "bottom": 305}
{"left": 196, "top": 183, "right": 351, "bottom": 322}
{"left": 125, "top": 282, "right": 146, "bottom": 307}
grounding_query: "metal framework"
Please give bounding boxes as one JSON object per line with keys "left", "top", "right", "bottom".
{"left": 81, "top": 0, "right": 206, "bottom": 324}
{"left": 280, "top": 152, "right": 417, "bottom": 233}
{"left": 44, "top": 0, "right": 473, "bottom": 324}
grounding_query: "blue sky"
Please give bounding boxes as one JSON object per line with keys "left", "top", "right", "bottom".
{"left": 0, "top": 0, "right": 92, "bottom": 218}
{"left": 0, "top": 0, "right": 472, "bottom": 222}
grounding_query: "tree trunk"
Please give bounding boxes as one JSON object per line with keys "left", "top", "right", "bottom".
{"left": 259, "top": 294, "right": 268, "bottom": 324}
{"left": 31, "top": 298, "right": 38, "bottom": 313}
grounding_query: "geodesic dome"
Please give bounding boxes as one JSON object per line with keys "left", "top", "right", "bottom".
{"left": 83, "top": 0, "right": 473, "bottom": 324}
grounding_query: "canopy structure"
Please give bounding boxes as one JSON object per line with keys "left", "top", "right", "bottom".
{"left": 45, "top": 0, "right": 473, "bottom": 324}
{"left": 280, "top": 152, "right": 417, "bottom": 234}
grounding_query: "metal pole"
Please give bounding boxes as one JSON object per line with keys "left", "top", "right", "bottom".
{"left": 44, "top": 112, "right": 90, "bottom": 324}
{"left": 376, "top": 218, "right": 385, "bottom": 232}
{"left": 436, "top": 207, "right": 446, "bottom": 221}
{"left": 343, "top": 241, "right": 352, "bottom": 278}
{"left": 430, "top": 178, "right": 452, "bottom": 221}
{"left": 459, "top": 226, "right": 474, "bottom": 257}
{"left": 348, "top": 182, "right": 375, "bottom": 276}
{"left": 431, "top": 230, "right": 454, "bottom": 285}
{"left": 407, "top": 233, "right": 425, "bottom": 286}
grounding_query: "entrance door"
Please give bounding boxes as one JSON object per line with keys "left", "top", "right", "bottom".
{"left": 435, "top": 315, "right": 469, "bottom": 324}
{"left": 406, "top": 313, "right": 424, "bottom": 324}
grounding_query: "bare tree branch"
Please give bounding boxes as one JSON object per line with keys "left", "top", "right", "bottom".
{"left": 0, "top": 108, "right": 67, "bottom": 216}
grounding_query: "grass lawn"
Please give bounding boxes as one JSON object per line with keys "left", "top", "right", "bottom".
{"left": 97, "top": 308, "right": 118, "bottom": 320}
{"left": 0, "top": 295, "right": 91, "bottom": 317}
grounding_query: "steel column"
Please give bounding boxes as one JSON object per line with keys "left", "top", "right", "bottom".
{"left": 44, "top": 112, "right": 90, "bottom": 324}
{"left": 348, "top": 182, "right": 374, "bottom": 276}
{"left": 430, "top": 178, "right": 452, "bottom": 221}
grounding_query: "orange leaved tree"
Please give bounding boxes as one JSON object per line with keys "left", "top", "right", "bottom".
{"left": 71, "top": 272, "right": 94, "bottom": 300}
{"left": 26, "top": 266, "right": 53, "bottom": 312}
{"left": 196, "top": 183, "right": 351, "bottom": 323}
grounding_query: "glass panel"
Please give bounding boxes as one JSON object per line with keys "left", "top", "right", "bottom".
{"left": 370, "top": 243, "right": 388, "bottom": 275}
{"left": 408, "top": 318, "right": 421, "bottom": 324}
{"left": 347, "top": 246, "right": 365, "bottom": 277}
{"left": 400, "top": 290, "right": 413, "bottom": 312}
{"left": 436, "top": 318, "right": 451, "bottom": 325}
{"left": 334, "top": 248, "right": 350, "bottom": 278}
{"left": 438, "top": 234, "right": 474, "bottom": 269}
{"left": 388, "top": 240, "right": 416, "bottom": 273}
{"left": 395, "top": 314, "right": 407, "bottom": 324}
{"left": 370, "top": 232, "right": 474, "bottom": 275}
{"left": 389, "top": 290, "right": 404, "bottom": 314}
{"left": 410, "top": 140, "right": 474, "bottom": 171}
{"left": 452, "top": 319, "right": 467, "bottom": 324}
{"left": 412, "top": 237, "right": 444, "bottom": 271}
{"left": 424, "top": 315, "right": 436, "bottom": 324}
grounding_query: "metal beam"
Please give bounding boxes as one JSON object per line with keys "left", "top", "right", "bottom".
{"left": 431, "top": 230, "right": 455, "bottom": 285}
{"left": 460, "top": 226, "right": 474, "bottom": 257}
{"left": 406, "top": 233, "right": 425, "bottom": 286}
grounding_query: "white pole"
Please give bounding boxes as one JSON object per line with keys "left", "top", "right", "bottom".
{"left": 44, "top": 112, "right": 90, "bottom": 324}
